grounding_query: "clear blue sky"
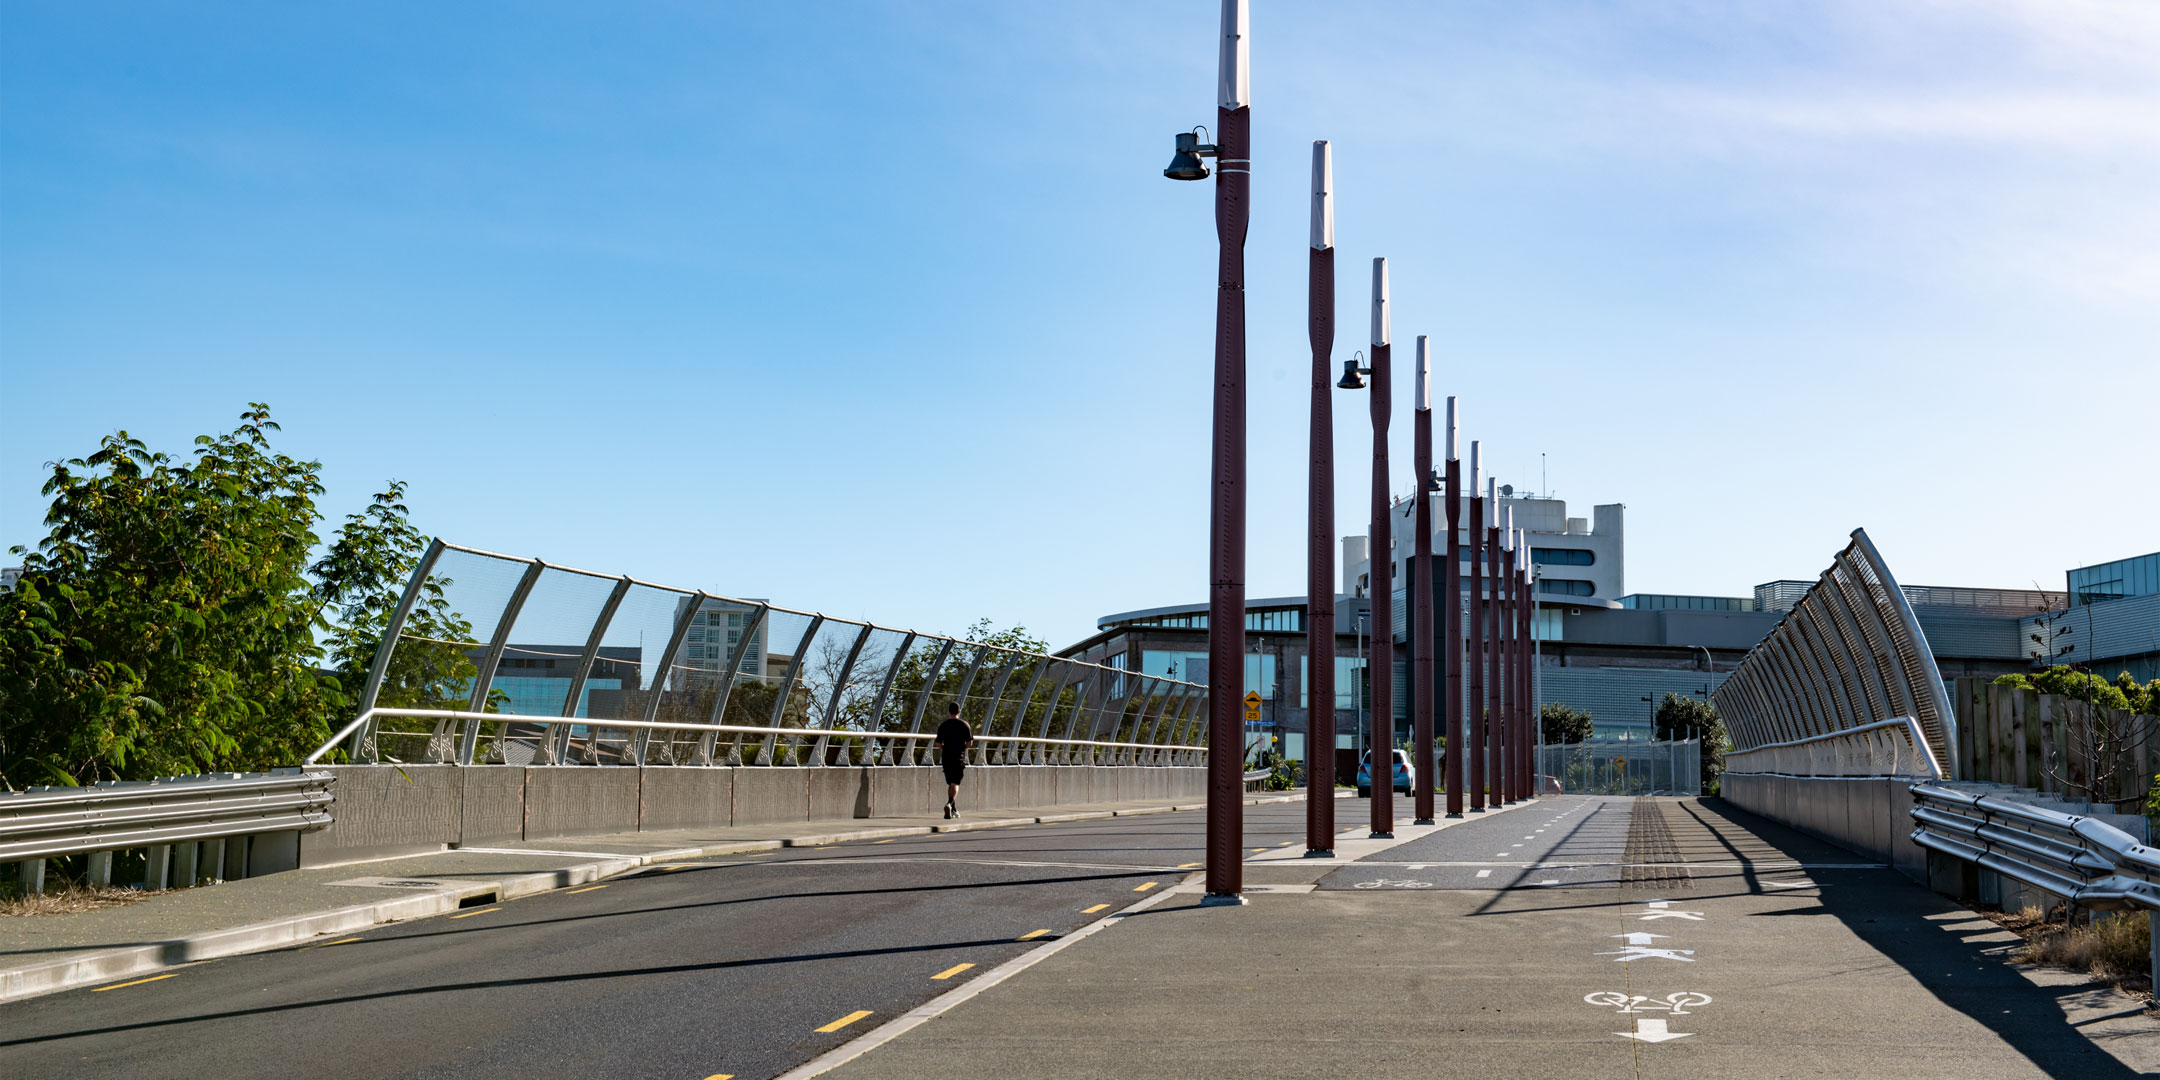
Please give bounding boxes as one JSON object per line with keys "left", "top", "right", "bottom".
{"left": 4, "top": 1, "right": 2156, "bottom": 649}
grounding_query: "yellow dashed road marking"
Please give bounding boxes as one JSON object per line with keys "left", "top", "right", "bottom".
{"left": 817, "top": 1010, "right": 873, "bottom": 1033}
{"left": 1016, "top": 929, "right": 1052, "bottom": 941}
{"left": 1082, "top": 903, "right": 1110, "bottom": 914}
{"left": 1133, "top": 882, "right": 1159, "bottom": 892}
{"left": 1178, "top": 862, "right": 1203, "bottom": 869}
{"left": 449, "top": 907, "right": 500, "bottom": 919}
{"left": 92, "top": 973, "right": 179, "bottom": 992}
{"left": 704, "top": 1073, "right": 735, "bottom": 1079}
{"left": 566, "top": 885, "right": 608, "bottom": 894}
{"left": 931, "top": 963, "right": 975, "bottom": 980}
{"left": 298, "top": 936, "right": 361, "bottom": 950}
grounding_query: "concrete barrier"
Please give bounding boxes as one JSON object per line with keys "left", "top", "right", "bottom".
{"left": 461, "top": 767, "right": 527, "bottom": 845}
{"left": 639, "top": 767, "right": 732, "bottom": 831}
{"left": 1720, "top": 773, "right": 1928, "bottom": 885}
{"left": 524, "top": 767, "right": 638, "bottom": 839}
{"left": 296, "top": 764, "right": 1209, "bottom": 868}
{"left": 302, "top": 764, "right": 463, "bottom": 867}
{"left": 733, "top": 768, "right": 808, "bottom": 826}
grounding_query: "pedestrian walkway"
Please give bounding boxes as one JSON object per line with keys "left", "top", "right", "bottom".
{"left": 1, "top": 790, "right": 1310, "bottom": 1004}
{"left": 809, "top": 795, "right": 2159, "bottom": 1080}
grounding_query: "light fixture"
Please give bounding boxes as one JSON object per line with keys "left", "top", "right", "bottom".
{"left": 1336, "top": 350, "right": 1370, "bottom": 390}
{"left": 1163, "top": 129, "right": 1217, "bottom": 181}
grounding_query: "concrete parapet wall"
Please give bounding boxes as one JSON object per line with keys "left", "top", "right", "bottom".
{"left": 460, "top": 767, "right": 527, "bottom": 846}
{"left": 524, "top": 767, "right": 638, "bottom": 839}
{"left": 639, "top": 767, "right": 732, "bottom": 831}
{"left": 300, "top": 765, "right": 462, "bottom": 868}
{"left": 1720, "top": 773, "right": 1925, "bottom": 884}
{"left": 299, "top": 765, "right": 1209, "bottom": 869}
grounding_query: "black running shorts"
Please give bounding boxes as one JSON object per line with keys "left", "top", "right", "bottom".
{"left": 942, "top": 758, "right": 967, "bottom": 785}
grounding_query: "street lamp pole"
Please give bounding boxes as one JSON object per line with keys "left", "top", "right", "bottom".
{"left": 1466, "top": 442, "right": 1486, "bottom": 812}
{"left": 1443, "top": 399, "right": 1464, "bottom": 817}
{"left": 1159, "top": 0, "right": 1250, "bottom": 905}
{"left": 1485, "top": 477, "right": 1503, "bottom": 807}
{"left": 1411, "top": 337, "right": 1436, "bottom": 825}
{"left": 1304, "top": 140, "right": 1336, "bottom": 856}
{"left": 1516, "top": 528, "right": 1532, "bottom": 800}
{"left": 1364, "top": 258, "right": 1395, "bottom": 839}
{"left": 1495, "top": 509, "right": 1513, "bottom": 802}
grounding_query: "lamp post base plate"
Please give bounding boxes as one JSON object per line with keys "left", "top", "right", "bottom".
{"left": 1368, "top": 831, "right": 1394, "bottom": 839}
{"left": 1414, "top": 818, "right": 1435, "bottom": 825}
{"left": 1200, "top": 893, "right": 1249, "bottom": 907}
{"left": 1303, "top": 849, "right": 1335, "bottom": 858}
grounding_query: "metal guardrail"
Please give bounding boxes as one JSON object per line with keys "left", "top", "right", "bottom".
{"left": 1723, "top": 717, "right": 1942, "bottom": 779}
{"left": 306, "top": 708, "right": 1205, "bottom": 769}
{"left": 1713, "top": 529, "right": 1957, "bottom": 773}
{"left": 2, "top": 771, "right": 334, "bottom": 894}
{"left": 1909, "top": 783, "right": 2160, "bottom": 911}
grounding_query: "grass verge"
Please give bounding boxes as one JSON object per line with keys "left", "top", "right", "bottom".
{"left": 1, "top": 883, "right": 164, "bottom": 917}
{"left": 1987, "top": 905, "right": 2153, "bottom": 1002}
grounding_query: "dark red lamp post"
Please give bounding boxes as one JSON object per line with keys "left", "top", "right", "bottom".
{"left": 1162, "top": 0, "right": 1250, "bottom": 905}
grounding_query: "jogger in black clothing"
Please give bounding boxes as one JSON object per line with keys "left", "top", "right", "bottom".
{"left": 935, "top": 702, "right": 973, "bottom": 819}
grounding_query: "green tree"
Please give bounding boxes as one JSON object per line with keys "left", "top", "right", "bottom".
{"left": 0, "top": 406, "right": 440, "bottom": 787}
{"left": 1, "top": 408, "right": 340, "bottom": 787}
{"left": 1994, "top": 666, "right": 2160, "bottom": 715}
{"left": 1540, "top": 702, "right": 1593, "bottom": 744}
{"left": 1653, "top": 692, "right": 1726, "bottom": 794}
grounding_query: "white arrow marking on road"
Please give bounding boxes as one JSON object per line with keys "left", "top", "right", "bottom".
{"left": 1613, "top": 932, "right": 1668, "bottom": 946}
{"left": 1617, "top": 1018, "right": 1694, "bottom": 1043}
{"left": 1597, "top": 946, "right": 1696, "bottom": 962}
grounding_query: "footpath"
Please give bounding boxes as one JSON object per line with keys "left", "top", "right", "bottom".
{"left": 0, "top": 790, "right": 1305, "bottom": 1004}
{"left": 804, "top": 795, "right": 2160, "bottom": 1080}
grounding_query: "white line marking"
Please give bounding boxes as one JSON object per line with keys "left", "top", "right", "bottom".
{"left": 1475, "top": 869, "right": 1492, "bottom": 878}
{"left": 771, "top": 880, "right": 1182, "bottom": 1079}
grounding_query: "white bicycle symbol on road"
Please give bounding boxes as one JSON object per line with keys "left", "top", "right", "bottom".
{"left": 1352, "top": 879, "right": 1433, "bottom": 889}
{"left": 1583, "top": 991, "right": 1713, "bottom": 1015}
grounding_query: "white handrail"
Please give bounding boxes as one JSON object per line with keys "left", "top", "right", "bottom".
{"left": 1721, "top": 716, "right": 1942, "bottom": 779}
{"left": 304, "top": 708, "right": 1207, "bottom": 766}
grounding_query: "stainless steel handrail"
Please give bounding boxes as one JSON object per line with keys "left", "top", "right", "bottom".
{"left": 0, "top": 771, "right": 334, "bottom": 863}
{"left": 1908, "top": 783, "right": 2160, "bottom": 911}
{"left": 305, "top": 708, "right": 1208, "bottom": 767}
{"left": 1722, "top": 716, "right": 1943, "bottom": 779}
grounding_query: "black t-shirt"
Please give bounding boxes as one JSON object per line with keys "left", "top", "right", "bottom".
{"left": 935, "top": 717, "right": 973, "bottom": 754}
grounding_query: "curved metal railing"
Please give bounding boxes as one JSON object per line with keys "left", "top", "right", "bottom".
{"left": 1713, "top": 529, "right": 1957, "bottom": 773}
{"left": 1722, "top": 717, "right": 1943, "bottom": 779}
{"left": 339, "top": 541, "right": 1211, "bottom": 768}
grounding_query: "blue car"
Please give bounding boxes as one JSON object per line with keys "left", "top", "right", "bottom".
{"left": 1356, "top": 749, "right": 1414, "bottom": 798}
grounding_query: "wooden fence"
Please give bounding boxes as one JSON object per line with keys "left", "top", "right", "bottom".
{"left": 1952, "top": 677, "right": 2158, "bottom": 810}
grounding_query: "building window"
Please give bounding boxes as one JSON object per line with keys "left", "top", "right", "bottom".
{"left": 1532, "top": 547, "right": 1595, "bottom": 567}
{"left": 1539, "top": 579, "right": 1595, "bottom": 597}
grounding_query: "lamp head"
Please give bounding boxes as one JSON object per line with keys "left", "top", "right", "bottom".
{"left": 1336, "top": 352, "right": 1368, "bottom": 390}
{"left": 1163, "top": 131, "right": 1211, "bottom": 181}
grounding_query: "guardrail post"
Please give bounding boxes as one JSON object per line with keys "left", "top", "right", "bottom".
{"left": 16, "top": 858, "right": 44, "bottom": 896}
{"left": 86, "top": 850, "right": 113, "bottom": 887}
{"left": 174, "top": 842, "right": 198, "bottom": 889}
{"left": 205, "top": 838, "right": 227, "bottom": 883}
{"left": 144, "top": 844, "right": 172, "bottom": 890}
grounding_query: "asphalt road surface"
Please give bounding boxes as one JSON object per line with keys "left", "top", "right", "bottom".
{"left": 0, "top": 804, "right": 1318, "bottom": 1080}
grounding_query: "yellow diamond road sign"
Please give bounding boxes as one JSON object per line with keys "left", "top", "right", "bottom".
{"left": 1243, "top": 690, "right": 1262, "bottom": 722}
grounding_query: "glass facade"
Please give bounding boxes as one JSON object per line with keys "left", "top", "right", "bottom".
{"left": 1532, "top": 547, "right": 1596, "bottom": 567}
{"left": 1107, "top": 607, "right": 1305, "bottom": 632}
{"left": 2070, "top": 552, "right": 2160, "bottom": 607}
{"left": 1620, "top": 593, "right": 1756, "bottom": 612}
{"left": 1539, "top": 579, "right": 1596, "bottom": 597}
{"left": 1139, "top": 649, "right": 1278, "bottom": 699}
{"left": 1297, "top": 654, "right": 1367, "bottom": 709}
